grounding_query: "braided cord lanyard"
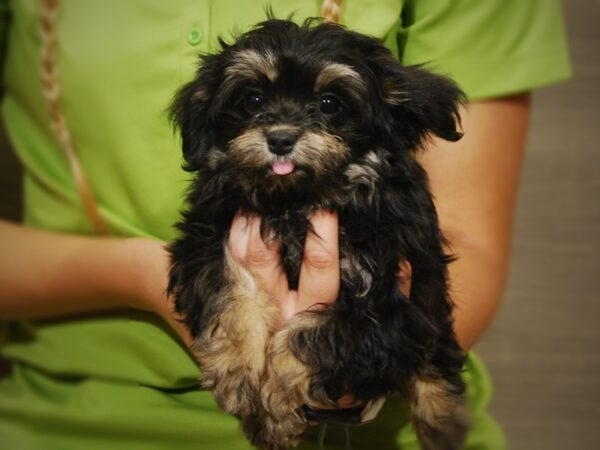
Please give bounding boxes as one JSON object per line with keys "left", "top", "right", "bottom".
{"left": 39, "top": 0, "right": 108, "bottom": 235}
{"left": 321, "top": 0, "right": 343, "bottom": 23}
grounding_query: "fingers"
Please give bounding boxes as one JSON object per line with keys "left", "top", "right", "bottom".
{"left": 230, "top": 211, "right": 410, "bottom": 313}
{"left": 165, "top": 305, "right": 194, "bottom": 348}
{"left": 228, "top": 211, "right": 252, "bottom": 266}
{"left": 307, "top": 393, "right": 363, "bottom": 410}
{"left": 229, "top": 212, "right": 288, "bottom": 303}
{"left": 398, "top": 258, "right": 412, "bottom": 298}
{"left": 297, "top": 211, "right": 340, "bottom": 312}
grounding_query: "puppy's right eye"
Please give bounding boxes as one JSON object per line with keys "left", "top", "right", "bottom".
{"left": 243, "top": 93, "right": 265, "bottom": 113}
{"left": 320, "top": 94, "right": 341, "bottom": 115}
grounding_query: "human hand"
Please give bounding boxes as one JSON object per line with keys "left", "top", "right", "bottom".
{"left": 229, "top": 210, "right": 412, "bottom": 320}
{"left": 125, "top": 238, "right": 193, "bottom": 347}
{"left": 229, "top": 210, "right": 341, "bottom": 323}
{"left": 228, "top": 210, "right": 412, "bottom": 413}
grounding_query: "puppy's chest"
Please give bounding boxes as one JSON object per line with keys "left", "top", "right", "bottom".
{"left": 265, "top": 209, "right": 377, "bottom": 293}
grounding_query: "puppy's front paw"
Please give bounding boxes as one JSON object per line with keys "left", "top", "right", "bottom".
{"left": 193, "top": 249, "right": 279, "bottom": 416}
{"left": 262, "top": 322, "right": 311, "bottom": 417}
{"left": 243, "top": 410, "right": 306, "bottom": 450}
{"left": 247, "top": 313, "right": 331, "bottom": 449}
{"left": 192, "top": 317, "right": 264, "bottom": 416}
{"left": 241, "top": 322, "right": 310, "bottom": 450}
{"left": 262, "top": 313, "right": 330, "bottom": 415}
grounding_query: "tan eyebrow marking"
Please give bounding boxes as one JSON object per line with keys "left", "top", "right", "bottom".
{"left": 225, "top": 49, "right": 279, "bottom": 83}
{"left": 382, "top": 77, "right": 408, "bottom": 105}
{"left": 315, "top": 63, "right": 366, "bottom": 92}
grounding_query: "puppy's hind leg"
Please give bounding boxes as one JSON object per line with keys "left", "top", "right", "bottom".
{"left": 192, "top": 245, "right": 278, "bottom": 417}
{"left": 406, "top": 372, "right": 469, "bottom": 450}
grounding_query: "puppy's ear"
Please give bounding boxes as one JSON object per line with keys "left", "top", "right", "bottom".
{"left": 382, "top": 65, "right": 465, "bottom": 151}
{"left": 169, "top": 53, "right": 224, "bottom": 171}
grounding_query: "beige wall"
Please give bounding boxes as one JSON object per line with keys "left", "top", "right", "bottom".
{"left": 475, "top": 1, "right": 600, "bottom": 448}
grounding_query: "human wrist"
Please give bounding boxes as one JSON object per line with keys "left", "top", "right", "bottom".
{"left": 122, "top": 237, "right": 193, "bottom": 346}
{"left": 112, "top": 237, "right": 168, "bottom": 312}
{"left": 66, "top": 236, "right": 148, "bottom": 312}
{"left": 0, "top": 222, "right": 168, "bottom": 319}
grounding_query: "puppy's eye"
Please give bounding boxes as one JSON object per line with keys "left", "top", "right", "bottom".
{"left": 244, "top": 92, "right": 265, "bottom": 113}
{"left": 320, "top": 94, "right": 341, "bottom": 115}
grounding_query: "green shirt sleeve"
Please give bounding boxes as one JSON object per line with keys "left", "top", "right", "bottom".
{"left": 398, "top": 0, "right": 572, "bottom": 99}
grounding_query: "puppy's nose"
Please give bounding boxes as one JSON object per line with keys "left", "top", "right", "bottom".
{"left": 267, "top": 129, "right": 299, "bottom": 156}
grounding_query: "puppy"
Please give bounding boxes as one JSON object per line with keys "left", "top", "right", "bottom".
{"left": 168, "top": 18, "right": 468, "bottom": 450}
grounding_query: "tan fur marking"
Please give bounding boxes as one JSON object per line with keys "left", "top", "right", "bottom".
{"left": 411, "top": 378, "right": 461, "bottom": 425}
{"left": 340, "top": 253, "right": 373, "bottom": 298}
{"left": 254, "top": 312, "right": 330, "bottom": 448}
{"left": 408, "top": 376, "right": 469, "bottom": 450}
{"left": 229, "top": 128, "right": 269, "bottom": 167}
{"left": 192, "top": 88, "right": 209, "bottom": 101}
{"left": 266, "top": 124, "right": 302, "bottom": 134}
{"left": 226, "top": 49, "right": 278, "bottom": 83}
{"left": 192, "top": 245, "right": 278, "bottom": 416}
{"left": 364, "top": 150, "right": 382, "bottom": 165}
{"left": 344, "top": 162, "right": 378, "bottom": 184}
{"left": 344, "top": 150, "right": 388, "bottom": 207}
{"left": 315, "top": 63, "right": 365, "bottom": 92}
{"left": 383, "top": 77, "right": 408, "bottom": 105}
{"left": 206, "top": 146, "right": 227, "bottom": 170}
{"left": 294, "top": 131, "right": 350, "bottom": 177}
{"left": 385, "top": 89, "right": 408, "bottom": 105}
{"left": 229, "top": 128, "right": 350, "bottom": 185}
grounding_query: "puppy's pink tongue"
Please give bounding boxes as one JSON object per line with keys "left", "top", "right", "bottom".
{"left": 272, "top": 160, "right": 295, "bottom": 175}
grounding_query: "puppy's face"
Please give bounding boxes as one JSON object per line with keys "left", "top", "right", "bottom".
{"left": 206, "top": 49, "right": 359, "bottom": 195}
{"left": 171, "top": 19, "right": 463, "bottom": 200}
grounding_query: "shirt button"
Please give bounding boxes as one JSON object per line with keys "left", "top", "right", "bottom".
{"left": 187, "top": 27, "right": 203, "bottom": 45}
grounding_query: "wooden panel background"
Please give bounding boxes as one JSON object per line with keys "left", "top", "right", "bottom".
{"left": 0, "top": 1, "right": 598, "bottom": 448}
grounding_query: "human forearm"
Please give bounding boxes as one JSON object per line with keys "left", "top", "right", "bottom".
{"left": 446, "top": 235, "right": 512, "bottom": 350}
{"left": 418, "top": 94, "right": 531, "bottom": 350}
{"left": 0, "top": 219, "right": 192, "bottom": 343}
{"left": 0, "top": 219, "right": 145, "bottom": 318}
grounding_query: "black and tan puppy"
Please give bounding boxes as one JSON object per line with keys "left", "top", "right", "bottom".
{"left": 168, "top": 18, "right": 468, "bottom": 450}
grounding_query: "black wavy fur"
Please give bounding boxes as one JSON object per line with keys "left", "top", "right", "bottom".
{"left": 169, "top": 18, "right": 468, "bottom": 450}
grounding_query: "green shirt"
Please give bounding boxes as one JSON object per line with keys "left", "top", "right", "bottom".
{"left": 0, "top": 1, "right": 571, "bottom": 449}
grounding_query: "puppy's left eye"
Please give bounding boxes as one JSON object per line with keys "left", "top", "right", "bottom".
{"left": 244, "top": 92, "right": 265, "bottom": 113}
{"left": 320, "top": 94, "right": 341, "bottom": 115}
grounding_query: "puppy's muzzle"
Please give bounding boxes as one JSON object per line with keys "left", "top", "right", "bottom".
{"left": 267, "top": 129, "right": 300, "bottom": 156}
